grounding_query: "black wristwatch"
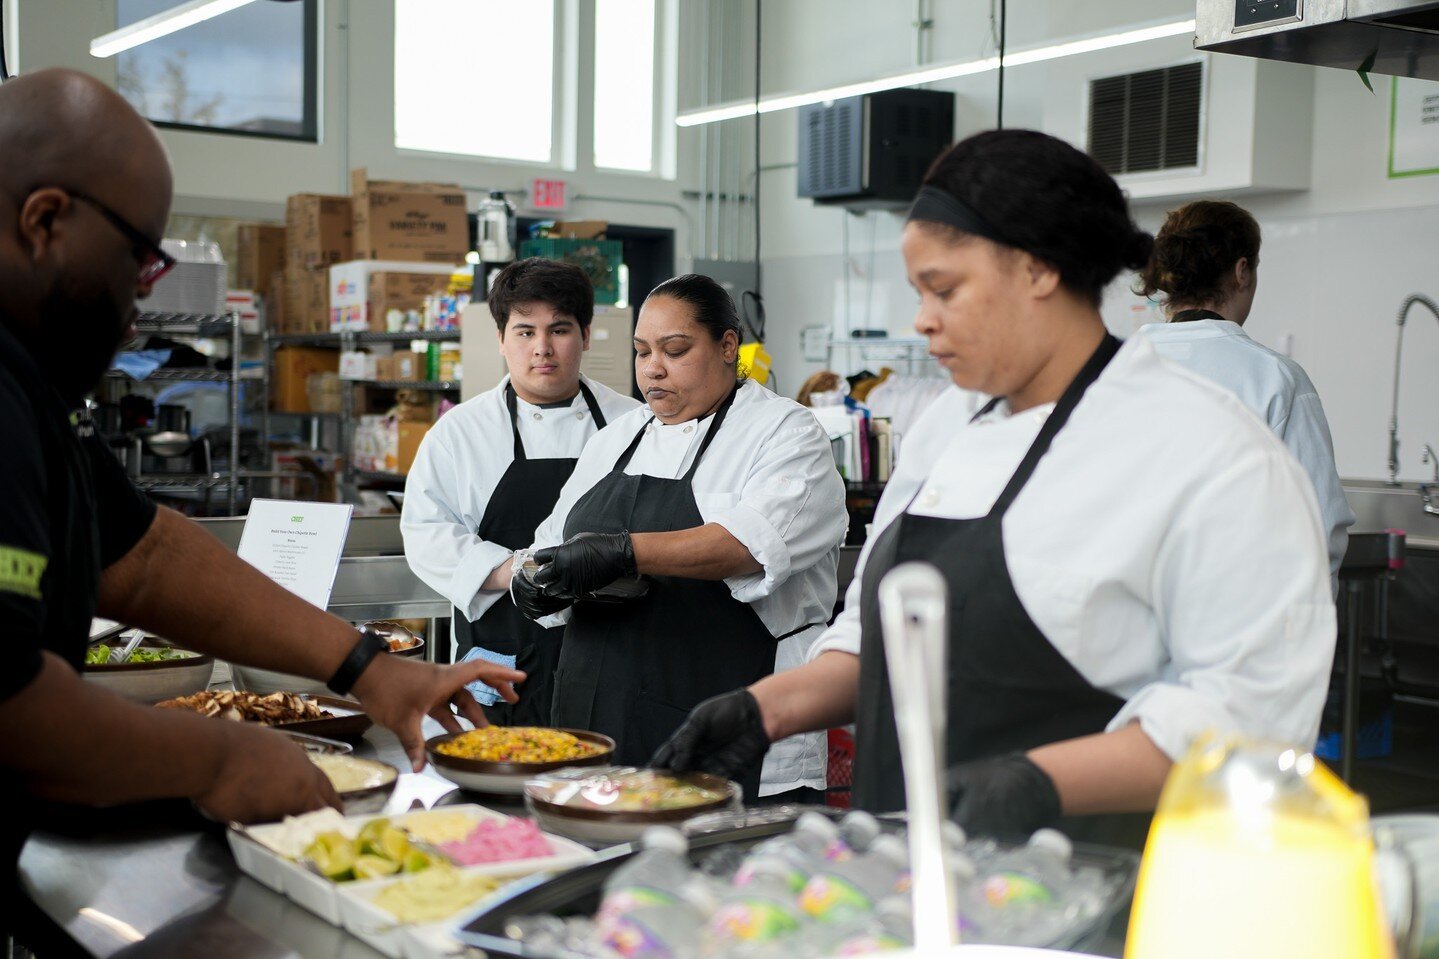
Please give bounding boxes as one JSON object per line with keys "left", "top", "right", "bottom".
{"left": 326, "top": 625, "right": 389, "bottom": 696}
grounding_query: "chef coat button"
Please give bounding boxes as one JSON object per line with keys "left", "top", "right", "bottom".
{"left": 576, "top": 410, "right": 586, "bottom": 419}
{"left": 532, "top": 412, "right": 542, "bottom": 421}
{"left": 683, "top": 424, "right": 694, "bottom": 434}
{"left": 921, "top": 487, "right": 941, "bottom": 507}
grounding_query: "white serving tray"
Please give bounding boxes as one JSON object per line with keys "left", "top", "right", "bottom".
{"left": 226, "top": 803, "right": 595, "bottom": 952}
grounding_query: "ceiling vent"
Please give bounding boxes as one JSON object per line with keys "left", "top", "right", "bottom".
{"left": 1088, "top": 61, "right": 1204, "bottom": 176}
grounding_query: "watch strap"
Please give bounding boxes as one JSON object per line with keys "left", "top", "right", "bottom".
{"left": 326, "top": 626, "right": 389, "bottom": 696}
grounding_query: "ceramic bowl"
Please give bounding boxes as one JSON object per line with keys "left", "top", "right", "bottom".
{"left": 425, "top": 729, "right": 615, "bottom": 796}
{"left": 83, "top": 639, "right": 214, "bottom": 705}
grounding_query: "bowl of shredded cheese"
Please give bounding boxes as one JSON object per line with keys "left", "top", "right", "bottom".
{"left": 424, "top": 727, "right": 615, "bottom": 795}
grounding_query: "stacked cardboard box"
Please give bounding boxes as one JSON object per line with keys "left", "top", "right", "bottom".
{"left": 350, "top": 169, "right": 469, "bottom": 264}
{"left": 282, "top": 194, "right": 352, "bottom": 333}
{"left": 235, "top": 225, "right": 286, "bottom": 304}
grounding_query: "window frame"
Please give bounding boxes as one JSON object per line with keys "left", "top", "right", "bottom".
{"left": 392, "top": 0, "right": 568, "bottom": 169}
{"left": 118, "top": 0, "right": 321, "bottom": 144}
{"left": 592, "top": 0, "right": 675, "bottom": 179}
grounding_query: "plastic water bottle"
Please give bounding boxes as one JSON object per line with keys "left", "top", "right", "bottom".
{"left": 596, "top": 827, "right": 693, "bottom": 924}
{"left": 978, "top": 828, "right": 1073, "bottom": 908}
{"left": 601, "top": 878, "right": 716, "bottom": 959}
{"left": 798, "top": 833, "right": 910, "bottom": 921}
{"left": 838, "top": 810, "right": 882, "bottom": 853}
{"left": 735, "top": 812, "right": 845, "bottom": 891}
{"left": 708, "top": 855, "right": 806, "bottom": 944}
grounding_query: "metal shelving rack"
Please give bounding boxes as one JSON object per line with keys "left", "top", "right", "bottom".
{"left": 107, "top": 310, "right": 265, "bottom": 515}
{"left": 262, "top": 328, "right": 461, "bottom": 492}
{"left": 825, "top": 336, "right": 938, "bottom": 376}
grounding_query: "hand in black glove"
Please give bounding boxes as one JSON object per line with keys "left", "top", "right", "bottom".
{"left": 510, "top": 565, "right": 572, "bottom": 621}
{"left": 650, "top": 688, "right": 771, "bottom": 781}
{"left": 533, "top": 531, "right": 636, "bottom": 598}
{"left": 947, "top": 752, "right": 1062, "bottom": 838}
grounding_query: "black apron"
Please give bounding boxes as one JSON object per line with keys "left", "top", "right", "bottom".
{"left": 456, "top": 381, "right": 607, "bottom": 726}
{"left": 852, "top": 334, "right": 1151, "bottom": 848}
{"left": 551, "top": 386, "right": 777, "bottom": 799}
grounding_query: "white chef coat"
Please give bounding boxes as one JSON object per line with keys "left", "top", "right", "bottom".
{"left": 1138, "top": 318, "right": 1354, "bottom": 589}
{"left": 532, "top": 377, "right": 849, "bottom": 795}
{"left": 811, "top": 335, "right": 1336, "bottom": 763}
{"left": 400, "top": 374, "right": 639, "bottom": 632}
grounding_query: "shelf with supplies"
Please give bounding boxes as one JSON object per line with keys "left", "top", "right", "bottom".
{"left": 353, "top": 470, "right": 408, "bottom": 485}
{"left": 267, "top": 329, "right": 460, "bottom": 346}
{"left": 353, "top": 379, "right": 460, "bottom": 391}
{"left": 825, "top": 336, "right": 939, "bottom": 376}
{"left": 104, "top": 310, "right": 263, "bottom": 516}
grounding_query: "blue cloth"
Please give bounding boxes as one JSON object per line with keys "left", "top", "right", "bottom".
{"left": 459, "top": 645, "right": 518, "bottom": 706}
{"left": 110, "top": 350, "right": 173, "bottom": 380}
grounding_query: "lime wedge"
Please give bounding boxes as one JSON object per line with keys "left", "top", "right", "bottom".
{"left": 354, "top": 854, "right": 402, "bottom": 880}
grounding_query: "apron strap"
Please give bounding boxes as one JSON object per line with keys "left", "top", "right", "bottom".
{"left": 577, "top": 379, "right": 609, "bottom": 430}
{"left": 1170, "top": 308, "right": 1227, "bottom": 323}
{"left": 507, "top": 379, "right": 611, "bottom": 461}
{"left": 683, "top": 383, "right": 741, "bottom": 482}
{"left": 989, "top": 333, "right": 1122, "bottom": 518}
{"left": 613, "top": 381, "right": 742, "bottom": 476}
{"left": 504, "top": 382, "right": 527, "bottom": 461}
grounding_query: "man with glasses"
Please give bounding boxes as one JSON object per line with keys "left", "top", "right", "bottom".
{"left": 0, "top": 69, "right": 525, "bottom": 948}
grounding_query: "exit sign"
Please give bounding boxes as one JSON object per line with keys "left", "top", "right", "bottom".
{"left": 530, "top": 177, "right": 569, "bottom": 212}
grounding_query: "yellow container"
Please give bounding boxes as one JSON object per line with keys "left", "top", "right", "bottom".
{"left": 1126, "top": 734, "right": 1395, "bottom": 959}
{"left": 738, "top": 342, "right": 772, "bottom": 386}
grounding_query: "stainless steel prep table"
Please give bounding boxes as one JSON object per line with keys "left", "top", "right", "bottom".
{"left": 14, "top": 718, "right": 481, "bottom": 959}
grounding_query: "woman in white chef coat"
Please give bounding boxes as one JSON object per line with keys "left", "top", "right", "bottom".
{"left": 1134, "top": 200, "right": 1353, "bottom": 590}
{"left": 401, "top": 259, "right": 638, "bottom": 725}
{"left": 654, "top": 131, "right": 1336, "bottom": 844}
{"left": 513, "top": 274, "right": 847, "bottom": 800}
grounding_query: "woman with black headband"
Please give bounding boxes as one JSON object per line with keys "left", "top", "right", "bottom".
{"left": 653, "top": 130, "right": 1335, "bottom": 843}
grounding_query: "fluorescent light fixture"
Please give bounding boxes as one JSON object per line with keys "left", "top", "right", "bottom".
{"left": 90, "top": 0, "right": 260, "bottom": 59}
{"left": 675, "top": 18, "right": 1197, "bottom": 127}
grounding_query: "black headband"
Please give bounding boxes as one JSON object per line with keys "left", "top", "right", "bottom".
{"left": 906, "top": 185, "right": 1013, "bottom": 249}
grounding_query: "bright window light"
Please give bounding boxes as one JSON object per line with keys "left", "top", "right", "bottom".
{"left": 593, "top": 0, "right": 656, "bottom": 171}
{"left": 394, "top": 0, "right": 554, "bottom": 163}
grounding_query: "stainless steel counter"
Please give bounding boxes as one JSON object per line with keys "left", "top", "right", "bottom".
{"left": 1344, "top": 479, "right": 1439, "bottom": 552}
{"left": 15, "top": 719, "right": 479, "bottom": 959}
{"left": 196, "top": 514, "right": 453, "bottom": 624}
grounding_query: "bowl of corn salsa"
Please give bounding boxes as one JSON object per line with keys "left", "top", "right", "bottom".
{"left": 425, "top": 727, "right": 615, "bottom": 795}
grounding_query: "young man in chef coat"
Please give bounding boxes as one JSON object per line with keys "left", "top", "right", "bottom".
{"left": 401, "top": 259, "right": 638, "bottom": 724}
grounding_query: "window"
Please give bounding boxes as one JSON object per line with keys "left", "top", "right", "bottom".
{"left": 115, "top": 0, "right": 318, "bottom": 141}
{"left": 394, "top": 0, "right": 556, "bottom": 163}
{"left": 593, "top": 0, "right": 656, "bottom": 172}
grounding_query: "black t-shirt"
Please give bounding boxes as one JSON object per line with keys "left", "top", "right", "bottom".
{"left": 0, "top": 320, "right": 157, "bottom": 702}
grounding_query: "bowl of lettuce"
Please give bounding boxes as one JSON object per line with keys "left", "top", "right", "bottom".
{"left": 83, "top": 637, "right": 214, "bottom": 704}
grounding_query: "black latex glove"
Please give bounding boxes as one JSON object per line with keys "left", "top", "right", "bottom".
{"left": 650, "top": 689, "right": 771, "bottom": 781}
{"left": 948, "top": 752, "right": 1062, "bottom": 837}
{"left": 533, "top": 531, "right": 636, "bottom": 598}
{"left": 510, "top": 565, "right": 572, "bottom": 621}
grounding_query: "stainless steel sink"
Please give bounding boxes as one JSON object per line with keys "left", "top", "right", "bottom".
{"left": 1343, "top": 480, "right": 1439, "bottom": 552}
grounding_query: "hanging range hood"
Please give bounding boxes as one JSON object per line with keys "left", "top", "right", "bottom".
{"left": 1196, "top": 1, "right": 1439, "bottom": 81}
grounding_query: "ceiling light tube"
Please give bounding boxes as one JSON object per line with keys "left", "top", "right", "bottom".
{"left": 675, "top": 18, "right": 1196, "bottom": 127}
{"left": 90, "top": 0, "right": 260, "bottom": 59}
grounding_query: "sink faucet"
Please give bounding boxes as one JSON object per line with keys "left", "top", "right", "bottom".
{"left": 1425, "top": 444, "right": 1439, "bottom": 484}
{"left": 1388, "top": 294, "right": 1439, "bottom": 485}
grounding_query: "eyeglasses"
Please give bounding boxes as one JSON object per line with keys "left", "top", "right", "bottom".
{"left": 67, "top": 190, "right": 176, "bottom": 286}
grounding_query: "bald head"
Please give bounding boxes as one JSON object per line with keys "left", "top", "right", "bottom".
{"left": 0, "top": 69, "right": 172, "bottom": 232}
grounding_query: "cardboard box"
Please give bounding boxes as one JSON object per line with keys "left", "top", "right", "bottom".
{"left": 236, "top": 224, "right": 286, "bottom": 299}
{"left": 266, "top": 268, "right": 287, "bottom": 331}
{"left": 397, "top": 421, "right": 433, "bottom": 475}
{"left": 284, "top": 265, "right": 332, "bottom": 334}
{"left": 375, "top": 351, "right": 424, "bottom": 382}
{"left": 338, "top": 350, "right": 378, "bottom": 381}
{"left": 351, "top": 169, "right": 469, "bottom": 264}
{"left": 548, "top": 220, "right": 608, "bottom": 239}
{"left": 272, "top": 346, "right": 339, "bottom": 413}
{"left": 286, "top": 194, "right": 353, "bottom": 271}
{"left": 328, "top": 260, "right": 458, "bottom": 331}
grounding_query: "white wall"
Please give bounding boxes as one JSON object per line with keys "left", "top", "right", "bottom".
{"left": 12, "top": 0, "right": 700, "bottom": 261}
{"left": 747, "top": 0, "right": 1439, "bottom": 483}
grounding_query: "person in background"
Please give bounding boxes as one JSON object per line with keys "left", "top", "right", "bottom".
{"left": 1135, "top": 200, "right": 1353, "bottom": 590}
{"left": 0, "top": 69, "right": 523, "bottom": 946}
{"left": 513, "top": 274, "right": 848, "bottom": 802}
{"left": 402, "top": 259, "right": 637, "bottom": 723}
{"left": 652, "top": 131, "right": 1335, "bottom": 845}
